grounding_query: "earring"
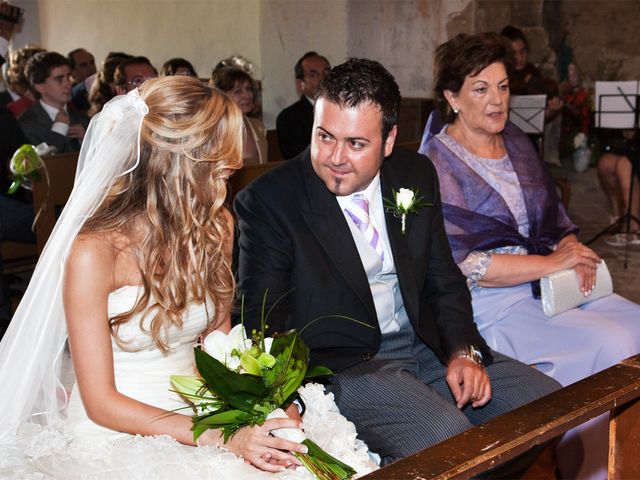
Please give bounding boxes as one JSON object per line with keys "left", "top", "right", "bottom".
{"left": 453, "top": 107, "right": 459, "bottom": 114}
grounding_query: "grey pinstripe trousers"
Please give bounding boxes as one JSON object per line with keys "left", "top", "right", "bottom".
{"left": 325, "top": 327, "right": 560, "bottom": 465}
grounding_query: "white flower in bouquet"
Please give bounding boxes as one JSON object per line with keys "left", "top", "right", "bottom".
{"left": 172, "top": 322, "right": 359, "bottom": 479}
{"left": 202, "top": 324, "right": 275, "bottom": 375}
{"left": 202, "top": 324, "right": 249, "bottom": 371}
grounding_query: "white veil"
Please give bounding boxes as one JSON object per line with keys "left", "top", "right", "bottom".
{"left": 0, "top": 90, "right": 149, "bottom": 440}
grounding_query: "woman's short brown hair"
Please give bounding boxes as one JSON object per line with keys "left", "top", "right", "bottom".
{"left": 209, "top": 66, "right": 254, "bottom": 93}
{"left": 433, "top": 32, "right": 510, "bottom": 124}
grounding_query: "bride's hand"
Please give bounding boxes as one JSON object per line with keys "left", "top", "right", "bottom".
{"left": 203, "top": 417, "right": 307, "bottom": 472}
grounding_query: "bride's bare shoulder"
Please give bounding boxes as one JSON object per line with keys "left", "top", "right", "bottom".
{"left": 65, "top": 233, "right": 117, "bottom": 283}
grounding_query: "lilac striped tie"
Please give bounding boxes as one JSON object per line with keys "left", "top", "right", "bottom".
{"left": 345, "top": 194, "right": 384, "bottom": 261}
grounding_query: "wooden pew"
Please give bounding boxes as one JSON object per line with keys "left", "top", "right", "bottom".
{"left": 230, "top": 161, "right": 284, "bottom": 200}
{"left": 28, "top": 155, "right": 278, "bottom": 253}
{"left": 266, "top": 129, "right": 283, "bottom": 162}
{"left": 31, "top": 152, "right": 79, "bottom": 253}
{"left": 361, "top": 355, "right": 640, "bottom": 479}
{"left": 1, "top": 242, "right": 37, "bottom": 274}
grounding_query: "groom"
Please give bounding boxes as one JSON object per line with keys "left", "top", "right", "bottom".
{"left": 234, "top": 58, "right": 559, "bottom": 465}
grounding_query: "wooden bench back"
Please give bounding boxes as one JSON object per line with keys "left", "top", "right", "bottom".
{"left": 361, "top": 355, "right": 640, "bottom": 479}
{"left": 230, "top": 161, "right": 284, "bottom": 200}
{"left": 31, "top": 152, "right": 79, "bottom": 253}
{"left": 0, "top": 242, "right": 38, "bottom": 273}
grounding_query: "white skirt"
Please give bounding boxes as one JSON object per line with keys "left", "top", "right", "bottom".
{"left": 0, "top": 384, "right": 379, "bottom": 480}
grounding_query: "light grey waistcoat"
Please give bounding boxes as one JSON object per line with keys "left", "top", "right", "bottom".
{"left": 344, "top": 217, "right": 410, "bottom": 333}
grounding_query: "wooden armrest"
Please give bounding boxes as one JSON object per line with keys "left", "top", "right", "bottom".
{"left": 362, "top": 355, "right": 640, "bottom": 479}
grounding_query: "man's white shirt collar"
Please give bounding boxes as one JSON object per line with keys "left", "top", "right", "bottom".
{"left": 39, "top": 100, "right": 67, "bottom": 120}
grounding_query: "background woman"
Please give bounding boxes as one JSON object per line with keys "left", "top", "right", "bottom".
{"left": 161, "top": 57, "right": 198, "bottom": 77}
{"left": 210, "top": 66, "right": 267, "bottom": 165}
{"left": 87, "top": 51, "right": 132, "bottom": 116}
{"left": 419, "top": 32, "right": 640, "bottom": 479}
{"left": 3, "top": 44, "right": 44, "bottom": 117}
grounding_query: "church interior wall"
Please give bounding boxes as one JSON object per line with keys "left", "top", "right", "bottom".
{"left": 6, "top": 0, "right": 640, "bottom": 129}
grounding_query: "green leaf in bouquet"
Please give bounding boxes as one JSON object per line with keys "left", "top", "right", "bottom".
{"left": 196, "top": 408, "right": 250, "bottom": 426}
{"left": 266, "top": 330, "right": 310, "bottom": 404}
{"left": 193, "top": 408, "right": 265, "bottom": 443}
{"left": 298, "top": 439, "right": 357, "bottom": 480}
{"left": 194, "top": 348, "right": 268, "bottom": 411}
{"left": 305, "top": 365, "right": 334, "bottom": 379}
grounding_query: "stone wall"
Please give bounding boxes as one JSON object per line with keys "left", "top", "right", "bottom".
{"left": 559, "top": 0, "right": 640, "bottom": 81}
{"left": 473, "top": 0, "right": 640, "bottom": 83}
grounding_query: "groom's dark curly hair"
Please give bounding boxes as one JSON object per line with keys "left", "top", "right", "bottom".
{"left": 316, "top": 58, "right": 401, "bottom": 141}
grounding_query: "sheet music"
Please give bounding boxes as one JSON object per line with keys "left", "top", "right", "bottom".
{"left": 509, "top": 95, "right": 546, "bottom": 133}
{"left": 594, "top": 81, "right": 638, "bottom": 128}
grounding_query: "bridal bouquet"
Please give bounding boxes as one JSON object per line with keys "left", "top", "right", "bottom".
{"left": 171, "top": 323, "right": 357, "bottom": 480}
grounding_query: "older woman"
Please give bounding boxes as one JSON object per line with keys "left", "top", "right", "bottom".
{"left": 210, "top": 66, "right": 267, "bottom": 165}
{"left": 419, "top": 32, "right": 640, "bottom": 480}
{"left": 160, "top": 57, "right": 198, "bottom": 77}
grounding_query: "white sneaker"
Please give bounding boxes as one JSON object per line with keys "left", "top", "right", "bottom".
{"left": 605, "top": 233, "right": 640, "bottom": 246}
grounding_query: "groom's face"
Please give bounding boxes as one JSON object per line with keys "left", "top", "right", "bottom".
{"left": 311, "top": 98, "right": 397, "bottom": 196}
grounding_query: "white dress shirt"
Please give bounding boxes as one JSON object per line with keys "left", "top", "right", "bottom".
{"left": 40, "top": 100, "right": 69, "bottom": 137}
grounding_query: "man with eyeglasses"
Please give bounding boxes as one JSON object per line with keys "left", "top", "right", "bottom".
{"left": 113, "top": 56, "right": 157, "bottom": 95}
{"left": 276, "top": 51, "right": 330, "bottom": 159}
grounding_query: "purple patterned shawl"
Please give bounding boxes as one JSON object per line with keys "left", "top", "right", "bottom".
{"left": 419, "top": 111, "right": 578, "bottom": 265}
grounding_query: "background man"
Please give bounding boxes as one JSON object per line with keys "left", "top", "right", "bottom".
{"left": 67, "top": 48, "right": 96, "bottom": 85}
{"left": 235, "top": 58, "right": 559, "bottom": 468}
{"left": 276, "top": 51, "right": 330, "bottom": 159}
{"left": 68, "top": 48, "right": 96, "bottom": 112}
{"left": 19, "top": 51, "right": 88, "bottom": 152}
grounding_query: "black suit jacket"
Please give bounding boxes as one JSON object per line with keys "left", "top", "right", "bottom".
{"left": 0, "top": 104, "right": 27, "bottom": 192}
{"left": 275, "top": 96, "right": 314, "bottom": 159}
{"left": 18, "top": 101, "right": 89, "bottom": 153}
{"left": 234, "top": 147, "right": 491, "bottom": 372}
{"left": 0, "top": 91, "right": 12, "bottom": 107}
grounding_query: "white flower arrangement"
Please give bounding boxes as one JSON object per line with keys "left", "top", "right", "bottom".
{"left": 383, "top": 187, "right": 430, "bottom": 234}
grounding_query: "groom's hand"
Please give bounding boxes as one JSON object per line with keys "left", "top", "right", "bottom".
{"left": 446, "top": 358, "right": 492, "bottom": 409}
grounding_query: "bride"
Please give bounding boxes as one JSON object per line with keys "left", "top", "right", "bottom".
{"left": 0, "top": 77, "right": 376, "bottom": 479}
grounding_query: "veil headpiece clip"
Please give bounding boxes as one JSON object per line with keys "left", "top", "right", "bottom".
{"left": 120, "top": 89, "right": 149, "bottom": 176}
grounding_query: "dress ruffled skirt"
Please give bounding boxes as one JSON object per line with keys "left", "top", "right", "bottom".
{"left": 0, "top": 384, "right": 378, "bottom": 480}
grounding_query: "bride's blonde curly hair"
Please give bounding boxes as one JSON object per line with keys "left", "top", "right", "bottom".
{"left": 82, "top": 76, "right": 243, "bottom": 351}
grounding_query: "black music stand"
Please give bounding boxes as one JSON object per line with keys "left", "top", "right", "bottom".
{"left": 586, "top": 84, "right": 640, "bottom": 268}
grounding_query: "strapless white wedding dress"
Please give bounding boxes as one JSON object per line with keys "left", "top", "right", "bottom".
{"left": 0, "top": 286, "right": 377, "bottom": 479}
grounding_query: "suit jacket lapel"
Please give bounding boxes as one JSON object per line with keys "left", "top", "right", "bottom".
{"left": 380, "top": 158, "right": 420, "bottom": 323}
{"left": 298, "top": 153, "right": 378, "bottom": 322}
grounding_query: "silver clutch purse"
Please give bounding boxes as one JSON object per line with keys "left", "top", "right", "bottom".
{"left": 540, "top": 260, "right": 613, "bottom": 317}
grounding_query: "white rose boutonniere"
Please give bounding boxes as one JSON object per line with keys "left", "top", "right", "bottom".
{"left": 384, "top": 187, "right": 430, "bottom": 234}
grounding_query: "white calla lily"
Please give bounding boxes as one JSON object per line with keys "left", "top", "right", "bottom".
{"left": 203, "top": 324, "right": 251, "bottom": 370}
